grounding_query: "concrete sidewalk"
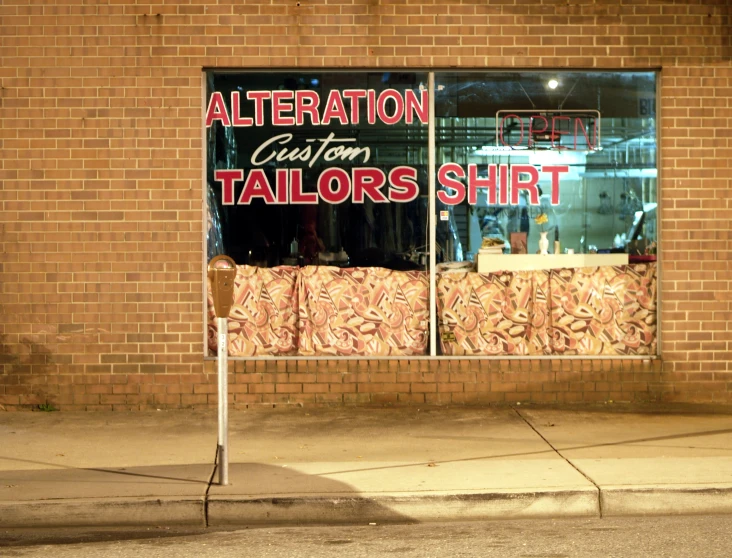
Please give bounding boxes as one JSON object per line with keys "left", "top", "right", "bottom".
{"left": 1, "top": 405, "right": 732, "bottom": 528}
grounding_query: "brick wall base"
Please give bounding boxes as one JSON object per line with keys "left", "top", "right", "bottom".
{"left": 5, "top": 357, "right": 720, "bottom": 412}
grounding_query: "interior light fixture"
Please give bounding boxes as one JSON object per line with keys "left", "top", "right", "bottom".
{"left": 548, "top": 79, "right": 559, "bottom": 89}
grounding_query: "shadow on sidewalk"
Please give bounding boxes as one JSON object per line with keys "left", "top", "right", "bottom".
{"left": 0, "top": 459, "right": 412, "bottom": 527}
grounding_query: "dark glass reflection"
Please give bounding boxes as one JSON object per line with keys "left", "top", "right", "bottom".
{"left": 207, "top": 71, "right": 429, "bottom": 270}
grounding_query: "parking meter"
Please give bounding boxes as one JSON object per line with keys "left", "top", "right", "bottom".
{"left": 208, "top": 254, "right": 237, "bottom": 318}
{"left": 207, "top": 254, "right": 236, "bottom": 486}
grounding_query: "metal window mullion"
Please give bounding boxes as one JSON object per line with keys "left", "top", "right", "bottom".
{"left": 202, "top": 72, "right": 209, "bottom": 354}
{"left": 655, "top": 70, "right": 661, "bottom": 358}
{"left": 428, "top": 72, "right": 437, "bottom": 357}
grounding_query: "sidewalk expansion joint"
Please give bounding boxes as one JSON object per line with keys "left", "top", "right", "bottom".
{"left": 512, "top": 406, "right": 604, "bottom": 518}
{"left": 203, "top": 444, "right": 219, "bottom": 528}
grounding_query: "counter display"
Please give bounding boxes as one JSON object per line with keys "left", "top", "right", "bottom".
{"left": 476, "top": 253, "right": 629, "bottom": 273}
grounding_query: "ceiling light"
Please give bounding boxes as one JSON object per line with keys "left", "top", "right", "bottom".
{"left": 548, "top": 79, "right": 559, "bottom": 89}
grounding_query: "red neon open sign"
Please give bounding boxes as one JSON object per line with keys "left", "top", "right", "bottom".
{"left": 496, "top": 110, "right": 601, "bottom": 151}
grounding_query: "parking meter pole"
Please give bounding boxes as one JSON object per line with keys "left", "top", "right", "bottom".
{"left": 208, "top": 254, "right": 236, "bottom": 487}
{"left": 217, "top": 316, "right": 229, "bottom": 486}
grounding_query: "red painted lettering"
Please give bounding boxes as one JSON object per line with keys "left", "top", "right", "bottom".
{"left": 342, "top": 89, "right": 367, "bottom": 124}
{"left": 499, "top": 164, "right": 509, "bottom": 205}
{"left": 295, "top": 90, "right": 320, "bottom": 125}
{"left": 468, "top": 164, "right": 497, "bottom": 205}
{"left": 214, "top": 169, "right": 242, "bottom": 204}
{"left": 404, "top": 89, "right": 428, "bottom": 125}
{"left": 205, "top": 92, "right": 231, "bottom": 127}
{"left": 271, "top": 91, "right": 295, "bottom": 126}
{"left": 377, "top": 89, "right": 404, "bottom": 125}
{"left": 542, "top": 165, "right": 569, "bottom": 205}
{"left": 317, "top": 168, "right": 351, "bottom": 204}
{"left": 352, "top": 168, "right": 387, "bottom": 203}
{"left": 246, "top": 91, "right": 271, "bottom": 126}
{"left": 388, "top": 166, "right": 419, "bottom": 202}
{"left": 238, "top": 169, "right": 276, "bottom": 205}
{"left": 367, "top": 90, "right": 376, "bottom": 125}
{"left": 290, "top": 168, "right": 318, "bottom": 204}
{"left": 437, "top": 163, "right": 466, "bottom": 205}
{"left": 510, "top": 165, "right": 540, "bottom": 205}
{"left": 231, "top": 92, "right": 253, "bottom": 126}
{"left": 322, "top": 90, "right": 348, "bottom": 125}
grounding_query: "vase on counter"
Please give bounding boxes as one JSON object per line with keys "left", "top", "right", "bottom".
{"left": 539, "top": 231, "right": 549, "bottom": 255}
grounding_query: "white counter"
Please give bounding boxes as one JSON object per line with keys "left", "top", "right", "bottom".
{"left": 476, "top": 253, "right": 629, "bottom": 273}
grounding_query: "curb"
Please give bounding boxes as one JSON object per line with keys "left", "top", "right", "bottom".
{"left": 0, "top": 497, "right": 206, "bottom": 529}
{"left": 3, "top": 486, "right": 732, "bottom": 529}
{"left": 601, "top": 485, "right": 732, "bottom": 517}
{"left": 207, "top": 488, "right": 600, "bottom": 526}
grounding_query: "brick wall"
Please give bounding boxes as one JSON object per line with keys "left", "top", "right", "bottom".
{"left": 1, "top": 0, "right": 730, "bottom": 410}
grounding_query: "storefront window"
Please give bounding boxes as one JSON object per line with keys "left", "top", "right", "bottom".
{"left": 205, "top": 71, "right": 658, "bottom": 358}
{"left": 206, "top": 72, "right": 429, "bottom": 270}
{"left": 433, "top": 72, "right": 657, "bottom": 262}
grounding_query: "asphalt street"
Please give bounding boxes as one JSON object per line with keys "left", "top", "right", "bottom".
{"left": 2, "top": 515, "right": 730, "bottom": 558}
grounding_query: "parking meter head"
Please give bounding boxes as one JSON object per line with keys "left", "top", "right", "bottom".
{"left": 207, "top": 255, "right": 237, "bottom": 318}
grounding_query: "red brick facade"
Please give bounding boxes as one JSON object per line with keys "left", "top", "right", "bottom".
{"left": 1, "top": 1, "right": 730, "bottom": 410}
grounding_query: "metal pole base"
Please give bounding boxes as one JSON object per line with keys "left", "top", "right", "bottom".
{"left": 218, "top": 444, "right": 228, "bottom": 486}
{"left": 217, "top": 317, "right": 229, "bottom": 487}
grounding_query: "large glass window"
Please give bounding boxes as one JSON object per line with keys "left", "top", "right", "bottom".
{"left": 206, "top": 72, "right": 429, "bottom": 270}
{"left": 433, "top": 72, "right": 657, "bottom": 262}
{"left": 205, "top": 71, "right": 658, "bottom": 358}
